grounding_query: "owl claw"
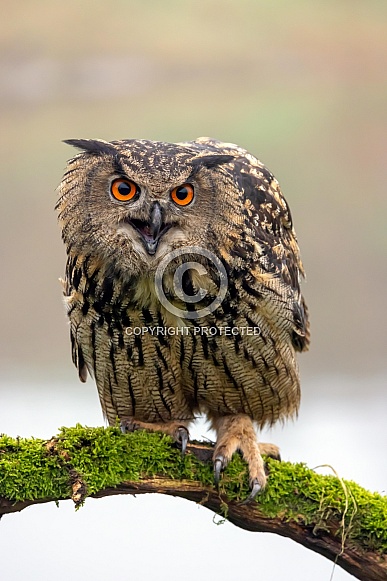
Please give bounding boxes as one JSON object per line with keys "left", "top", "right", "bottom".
{"left": 242, "top": 479, "right": 262, "bottom": 504}
{"left": 175, "top": 426, "right": 189, "bottom": 456}
{"left": 213, "top": 456, "right": 226, "bottom": 485}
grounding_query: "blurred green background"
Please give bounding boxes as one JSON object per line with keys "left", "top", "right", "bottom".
{"left": 1, "top": 0, "right": 386, "bottom": 381}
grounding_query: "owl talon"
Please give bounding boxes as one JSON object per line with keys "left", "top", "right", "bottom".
{"left": 242, "top": 479, "right": 262, "bottom": 504}
{"left": 213, "top": 456, "right": 226, "bottom": 485}
{"left": 175, "top": 426, "right": 189, "bottom": 456}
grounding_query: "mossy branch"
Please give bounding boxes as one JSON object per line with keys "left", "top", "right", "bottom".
{"left": 0, "top": 426, "right": 386, "bottom": 581}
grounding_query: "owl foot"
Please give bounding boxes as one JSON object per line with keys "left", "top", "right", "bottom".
{"left": 120, "top": 418, "right": 190, "bottom": 455}
{"left": 211, "top": 414, "right": 278, "bottom": 501}
{"left": 214, "top": 456, "right": 262, "bottom": 501}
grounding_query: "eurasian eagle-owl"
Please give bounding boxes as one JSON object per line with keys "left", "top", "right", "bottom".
{"left": 56, "top": 137, "right": 309, "bottom": 499}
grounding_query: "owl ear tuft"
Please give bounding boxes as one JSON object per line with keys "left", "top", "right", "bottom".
{"left": 63, "top": 139, "right": 118, "bottom": 156}
{"left": 191, "top": 154, "right": 234, "bottom": 170}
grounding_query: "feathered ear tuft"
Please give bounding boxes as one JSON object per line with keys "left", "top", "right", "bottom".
{"left": 63, "top": 139, "right": 118, "bottom": 156}
{"left": 191, "top": 154, "right": 234, "bottom": 169}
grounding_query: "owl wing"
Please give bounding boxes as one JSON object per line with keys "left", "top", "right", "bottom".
{"left": 186, "top": 138, "right": 310, "bottom": 351}
{"left": 233, "top": 152, "right": 310, "bottom": 352}
{"left": 61, "top": 261, "right": 89, "bottom": 383}
{"left": 70, "top": 324, "right": 88, "bottom": 382}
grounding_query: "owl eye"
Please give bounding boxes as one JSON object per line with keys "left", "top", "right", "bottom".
{"left": 170, "top": 183, "right": 194, "bottom": 206}
{"left": 110, "top": 178, "right": 140, "bottom": 202}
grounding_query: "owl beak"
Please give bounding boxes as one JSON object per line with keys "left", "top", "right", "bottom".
{"left": 149, "top": 202, "right": 163, "bottom": 240}
{"left": 128, "top": 202, "right": 170, "bottom": 255}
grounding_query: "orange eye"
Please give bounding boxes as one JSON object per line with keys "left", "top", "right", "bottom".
{"left": 170, "top": 183, "right": 194, "bottom": 206}
{"left": 110, "top": 178, "right": 140, "bottom": 202}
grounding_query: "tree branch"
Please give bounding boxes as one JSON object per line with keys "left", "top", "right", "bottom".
{"left": 1, "top": 426, "right": 386, "bottom": 581}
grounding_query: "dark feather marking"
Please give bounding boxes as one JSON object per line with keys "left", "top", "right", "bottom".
{"left": 219, "top": 298, "right": 238, "bottom": 318}
{"left": 243, "top": 346, "right": 258, "bottom": 369}
{"left": 90, "top": 322, "right": 97, "bottom": 374}
{"left": 242, "top": 278, "right": 262, "bottom": 298}
{"left": 221, "top": 355, "right": 239, "bottom": 390}
{"left": 72, "top": 268, "right": 82, "bottom": 290}
{"left": 102, "top": 277, "right": 114, "bottom": 304}
{"left": 70, "top": 330, "right": 76, "bottom": 364}
{"left": 141, "top": 307, "right": 153, "bottom": 325}
{"left": 200, "top": 333, "right": 209, "bottom": 359}
{"left": 157, "top": 312, "right": 168, "bottom": 346}
{"left": 154, "top": 407, "right": 166, "bottom": 421}
{"left": 118, "top": 332, "right": 125, "bottom": 349}
{"left": 292, "top": 331, "right": 307, "bottom": 351}
{"left": 155, "top": 343, "right": 168, "bottom": 369}
{"left": 56, "top": 184, "right": 78, "bottom": 213}
{"left": 245, "top": 314, "right": 260, "bottom": 331}
{"left": 179, "top": 337, "right": 185, "bottom": 366}
{"left": 86, "top": 273, "right": 98, "bottom": 298}
{"left": 221, "top": 354, "right": 254, "bottom": 415}
{"left": 211, "top": 353, "right": 220, "bottom": 367}
{"left": 62, "top": 167, "right": 78, "bottom": 179}
{"left": 261, "top": 371, "right": 278, "bottom": 399}
{"left": 188, "top": 333, "right": 197, "bottom": 371}
{"left": 93, "top": 300, "right": 102, "bottom": 315}
{"left": 260, "top": 354, "right": 270, "bottom": 370}
{"left": 209, "top": 337, "right": 219, "bottom": 352}
{"left": 156, "top": 367, "right": 172, "bottom": 415}
{"left": 127, "top": 375, "right": 136, "bottom": 415}
{"left": 67, "top": 303, "right": 77, "bottom": 317}
{"left": 156, "top": 365, "right": 164, "bottom": 391}
{"left": 234, "top": 333, "right": 241, "bottom": 354}
{"left": 121, "top": 312, "right": 132, "bottom": 328}
{"left": 113, "top": 156, "right": 127, "bottom": 177}
{"left": 222, "top": 394, "right": 231, "bottom": 412}
{"left": 106, "top": 375, "right": 115, "bottom": 414}
{"left": 77, "top": 345, "right": 87, "bottom": 382}
{"left": 109, "top": 344, "right": 118, "bottom": 384}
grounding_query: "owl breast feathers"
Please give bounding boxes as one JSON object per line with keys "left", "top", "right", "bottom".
{"left": 56, "top": 137, "right": 309, "bottom": 497}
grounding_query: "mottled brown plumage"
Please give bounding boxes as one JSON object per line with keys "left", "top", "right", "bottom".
{"left": 56, "top": 137, "right": 309, "bottom": 496}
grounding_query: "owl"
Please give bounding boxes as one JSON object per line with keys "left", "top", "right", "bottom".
{"left": 56, "top": 137, "right": 309, "bottom": 499}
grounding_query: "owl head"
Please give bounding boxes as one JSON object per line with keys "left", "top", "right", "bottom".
{"left": 56, "top": 138, "right": 237, "bottom": 277}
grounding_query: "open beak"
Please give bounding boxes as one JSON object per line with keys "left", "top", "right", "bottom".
{"left": 127, "top": 202, "right": 170, "bottom": 255}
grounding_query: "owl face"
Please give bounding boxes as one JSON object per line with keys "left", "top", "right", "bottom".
{"left": 57, "top": 139, "right": 235, "bottom": 277}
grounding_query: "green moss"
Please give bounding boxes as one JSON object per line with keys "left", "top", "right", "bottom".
{"left": 0, "top": 434, "right": 69, "bottom": 501}
{"left": 1, "top": 426, "right": 386, "bottom": 554}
